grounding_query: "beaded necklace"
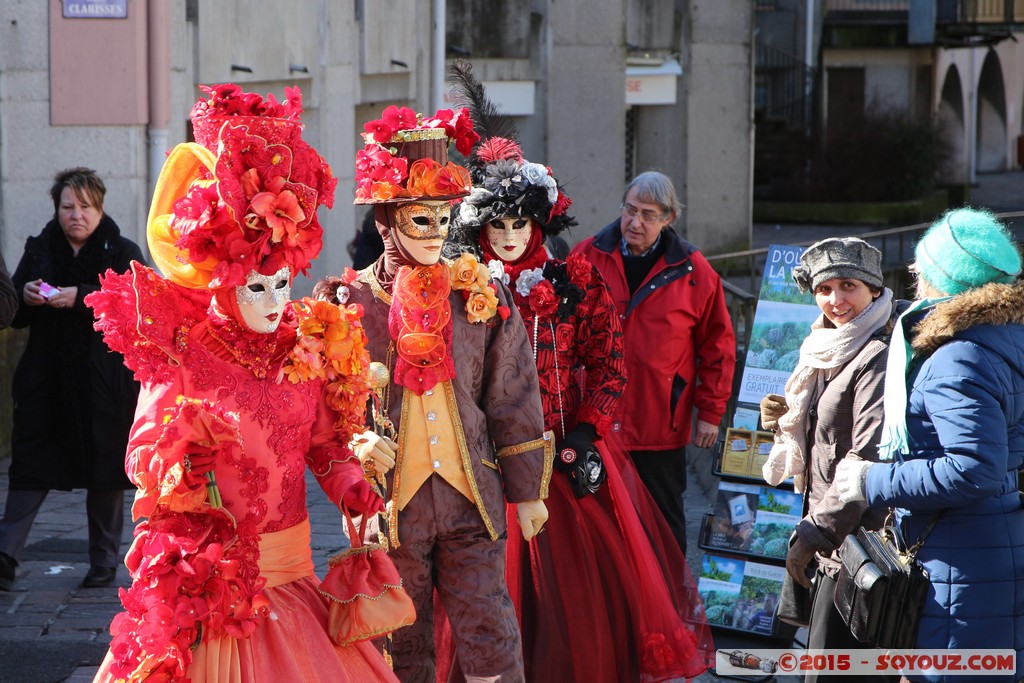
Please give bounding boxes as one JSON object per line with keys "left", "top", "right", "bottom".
{"left": 531, "top": 314, "right": 566, "bottom": 440}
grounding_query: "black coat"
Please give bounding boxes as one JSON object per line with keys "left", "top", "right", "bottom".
{"left": 0, "top": 252, "right": 17, "bottom": 328}
{"left": 9, "top": 215, "right": 143, "bottom": 490}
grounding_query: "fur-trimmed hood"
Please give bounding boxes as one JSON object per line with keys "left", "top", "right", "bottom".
{"left": 912, "top": 281, "right": 1024, "bottom": 355}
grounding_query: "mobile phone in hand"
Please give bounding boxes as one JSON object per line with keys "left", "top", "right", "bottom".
{"left": 38, "top": 282, "right": 60, "bottom": 299}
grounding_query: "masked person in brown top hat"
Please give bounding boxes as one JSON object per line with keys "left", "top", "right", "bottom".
{"left": 315, "top": 105, "right": 551, "bottom": 683}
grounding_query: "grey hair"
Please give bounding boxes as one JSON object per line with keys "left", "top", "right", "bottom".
{"left": 622, "top": 171, "right": 683, "bottom": 221}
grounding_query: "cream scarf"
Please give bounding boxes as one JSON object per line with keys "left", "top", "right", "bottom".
{"left": 762, "top": 289, "right": 893, "bottom": 492}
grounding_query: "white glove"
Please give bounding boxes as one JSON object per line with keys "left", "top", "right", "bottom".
{"left": 834, "top": 458, "right": 871, "bottom": 504}
{"left": 349, "top": 430, "right": 397, "bottom": 474}
{"left": 515, "top": 499, "right": 549, "bottom": 542}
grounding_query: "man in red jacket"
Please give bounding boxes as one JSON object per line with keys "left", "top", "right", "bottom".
{"left": 572, "top": 171, "right": 736, "bottom": 554}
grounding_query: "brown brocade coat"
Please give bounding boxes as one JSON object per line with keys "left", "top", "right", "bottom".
{"left": 340, "top": 266, "right": 551, "bottom": 682}
{"left": 347, "top": 268, "right": 552, "bottom": 544}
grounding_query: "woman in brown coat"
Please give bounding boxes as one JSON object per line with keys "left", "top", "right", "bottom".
{"left": 761, "top": 237, "right": 906, "bottom": 682}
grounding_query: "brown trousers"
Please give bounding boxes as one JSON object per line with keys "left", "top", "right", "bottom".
{"left": 389, "top": 475, "right": 524, "bottom": 683}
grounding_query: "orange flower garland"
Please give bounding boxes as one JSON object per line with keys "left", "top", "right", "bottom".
{"left": 449, "top": 252, "right": 509, "bottom": 324}
{"left": 281, "top": 293, "right": 372, "bottom": 438}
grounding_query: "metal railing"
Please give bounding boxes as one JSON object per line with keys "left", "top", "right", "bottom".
{"left": 825, "top": 0, "right": 1024, "bottom": 21}
{"left": 825, "top": 0, "right": 908, "bottom": 10}
{"left": 708, "top": 210, "right": 1024, "bottom": 330}
{"left": 755, "top": 44, "right": 817, "bottom": 130}
{"left": 941, "top": 0, "right": 1024, "bottom": 22}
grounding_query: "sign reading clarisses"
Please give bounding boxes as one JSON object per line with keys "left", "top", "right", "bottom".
{"left": 62, "top": 0, "right": 127, "bottom": 19}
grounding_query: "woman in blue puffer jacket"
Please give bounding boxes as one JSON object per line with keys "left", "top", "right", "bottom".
{"left": 836, "top": 208, "right": 1024, "bottom": 683}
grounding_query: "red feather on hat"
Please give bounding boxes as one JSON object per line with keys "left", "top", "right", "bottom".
{"left": 475, "top": 137, "right": 523, "bottom": 164}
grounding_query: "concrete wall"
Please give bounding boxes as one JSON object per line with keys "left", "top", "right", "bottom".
{"left": 1, "top": 0, "right": 152, "bottom": 261}
{"left": 544, "top": 0, "right": 627, "bottom": 237}
{"left": 824, "top": 33, "right": 1024, "bottom": 185}
{"left": 0, "top": 0, "right": 755, "bottom": 280}
{"left": 683, "top": 0, "right": 754, "bottom": 253}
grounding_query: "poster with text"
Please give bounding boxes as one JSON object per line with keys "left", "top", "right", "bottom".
{"left": 735, "top": 245, "right": 820, "bottom": 415}
{"left": 705, "top": 482, "right": 804, "bottom": 559}
{"left": 698, "top": 553, "right": 745, "bottom": 628}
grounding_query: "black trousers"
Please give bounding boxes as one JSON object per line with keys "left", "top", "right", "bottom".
{"left": 805, "top": 568, "right": 884, "bottom": 683}
{"left": 629, "top": 447, "right": 688, "bottom": 555}
{"left": 0, "top": 488, "right": 125, "bottom": 568}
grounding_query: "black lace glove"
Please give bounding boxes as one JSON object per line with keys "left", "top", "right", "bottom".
{"left": 556, "top": 423, "right": 607, "bottom": 498}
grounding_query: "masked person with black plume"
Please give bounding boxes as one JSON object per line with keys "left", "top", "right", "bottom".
{"left": 434, "top": 60, "right": 712, "bottom": 683}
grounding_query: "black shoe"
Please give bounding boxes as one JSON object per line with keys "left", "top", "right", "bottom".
{"left": 0, "top": 552, "right": 15, "bottom": 591}
{"left": 81, "top": 565, "right": 117, "bottom": 588}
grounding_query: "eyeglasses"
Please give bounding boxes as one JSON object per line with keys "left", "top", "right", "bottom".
{"left": 620, "top": 202, "right": 668, "bottom": 223}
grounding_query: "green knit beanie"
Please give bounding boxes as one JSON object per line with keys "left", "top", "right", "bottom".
{"left": 915, "top": 208, "right": 1021, "bottom": 295}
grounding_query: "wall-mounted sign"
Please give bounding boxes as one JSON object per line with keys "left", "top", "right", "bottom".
{"left": 442, "top": 80, "right": 536, "bottom": 117}
{"left": 625, "top": 58, "right": 683, "bottom": 106}
{"left": 63, "top": 0, "right": 127, "bottom": 19}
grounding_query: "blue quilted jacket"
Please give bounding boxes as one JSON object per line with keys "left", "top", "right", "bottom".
{"left": 864, "top": 282, "right": 1024, "bottom": 683}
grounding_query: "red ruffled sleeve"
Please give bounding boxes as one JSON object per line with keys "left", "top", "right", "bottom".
{"left": 304, "top": 389, "right": 366, "bottom": 510}
{"left": 86, "top": 262, "right": 212, "bottom": 385}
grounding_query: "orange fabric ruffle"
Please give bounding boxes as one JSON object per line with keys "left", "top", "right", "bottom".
{"left": 147, "top": 143, "right": 221, "bottom": 289}
{"left": 92, "top": 519, "right": 398, "bottom": 683}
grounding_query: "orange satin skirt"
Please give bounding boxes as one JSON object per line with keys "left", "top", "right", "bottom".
{"left": 93, "top": 518, "right": 398, "bottom": 683}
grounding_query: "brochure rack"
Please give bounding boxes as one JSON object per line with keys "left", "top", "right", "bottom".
{"left": 697, "top": 430, "right": 800, "bottom": 641}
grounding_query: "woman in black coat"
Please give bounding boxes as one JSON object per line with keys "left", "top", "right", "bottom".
{"left": 0, "top": 167, "right": 143, "bottom": 590}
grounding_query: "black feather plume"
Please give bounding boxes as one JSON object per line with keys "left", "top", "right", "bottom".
{"left": 447, "top": 59, "right": 520, "bottom": 160}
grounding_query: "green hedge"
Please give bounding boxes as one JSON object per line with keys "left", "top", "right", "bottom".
{"left": 753, "top": 189, "right": 949, "bottom": 226}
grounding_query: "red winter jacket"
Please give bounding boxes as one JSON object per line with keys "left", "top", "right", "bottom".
{"left": 572, "top": 221, "right": 736, "bottom": 450}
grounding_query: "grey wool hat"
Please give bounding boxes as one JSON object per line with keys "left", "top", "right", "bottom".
{"left": 792, "top": 237, "right": 884, "bottom": 293}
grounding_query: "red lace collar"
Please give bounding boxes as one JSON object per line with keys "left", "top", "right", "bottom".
{"left": 199, "top": 312, "right": 294, "bottom": 379}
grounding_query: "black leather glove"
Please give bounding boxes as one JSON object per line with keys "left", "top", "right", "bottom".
{"left": 556, "top": 423, "right": 607, "bottom": 498}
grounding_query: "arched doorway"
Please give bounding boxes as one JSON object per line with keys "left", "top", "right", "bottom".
{"left": 976, "top": 50, "right": 1007, "bottom": 172}
{"left": 937, "top": 65, "right": 966, "bottom": 184}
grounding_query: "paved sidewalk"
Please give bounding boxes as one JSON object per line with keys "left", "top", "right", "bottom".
{"left": 0, "top": 467, "right": 350, "bottom": 683}
{"left": 0, "top": 455, "right": 802, "bottom": 683}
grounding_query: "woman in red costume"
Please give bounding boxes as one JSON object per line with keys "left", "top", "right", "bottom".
{"left": 436, "top": 63, "right": 713, "bottom": 683}
{"left": 85, "top": 85, "right": 398, "bottom": 683}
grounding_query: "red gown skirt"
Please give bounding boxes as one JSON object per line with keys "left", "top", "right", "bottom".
{"left": 92, "top": 520, "right": 399, "bottom": 683}
{"left": 437, "top": 432, "right": 713, "bottom": 683}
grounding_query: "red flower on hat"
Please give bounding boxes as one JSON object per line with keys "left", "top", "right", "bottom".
{"left": 364, "top": 105, "right": 419, "bottom": 144}
{"left": 356, "top": 107, "right": 476, "bottom": 204}
{"left": 164, "top": 85, "right": 335, "bottom": 289}
{"left": 422, "top": 107, "right": 481, "bottom": 157}
{"left": 356, "top": 145, "right": 409, "bottom": 184}
{"left": 550, "top": 188, "right": 573, "bottom": 219}
{"left": 248, "top": 188, "right": 306, "bottom": 246}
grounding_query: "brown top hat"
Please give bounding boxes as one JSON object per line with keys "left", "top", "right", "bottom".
{"left": 354, "top": 105, "right": 478, "bottom": 205}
